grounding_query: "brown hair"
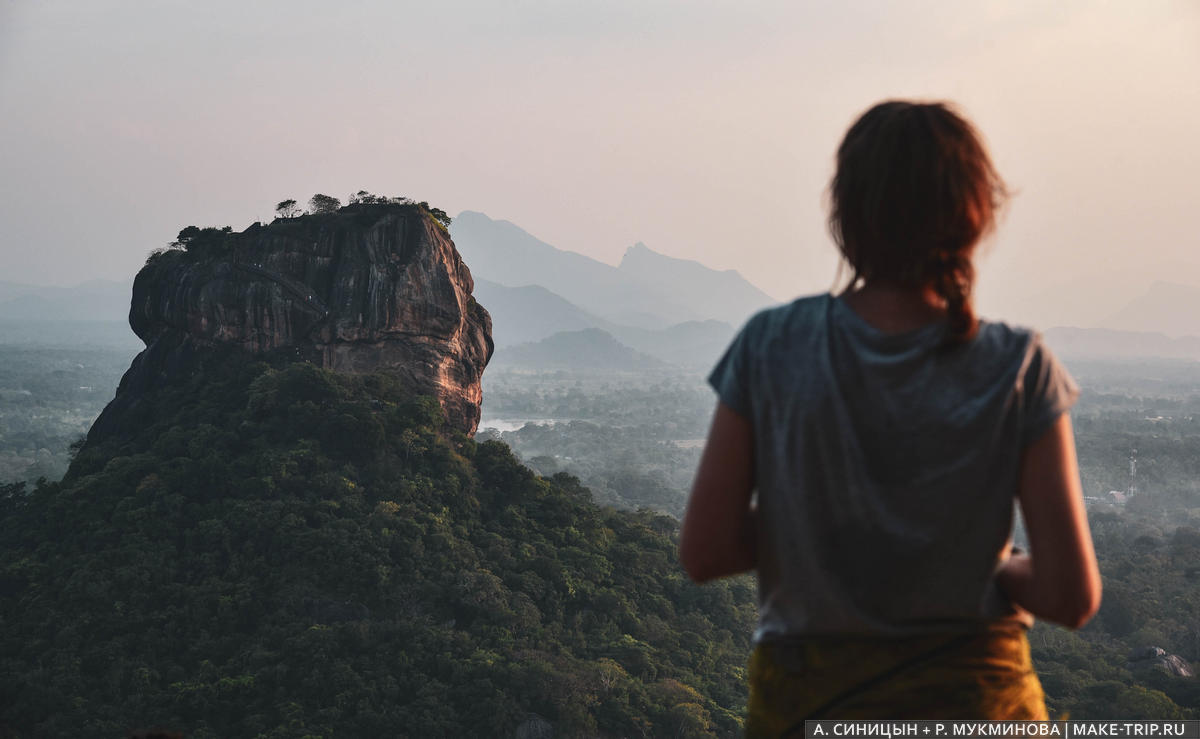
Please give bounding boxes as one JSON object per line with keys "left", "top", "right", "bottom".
{"left": 828, "top": 100, "right": 1008, "bottom": 344}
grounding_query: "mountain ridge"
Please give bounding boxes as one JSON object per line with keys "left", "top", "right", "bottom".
{"left": 450, "top": 211, "right": 777, "bottom": 330}
{"left": 616, "top": 241, "right": 777, "bottom": 325}
{"left": 492, "top": 328, "right": 666, "bottom": 372}
{"left": 474, "top": 278, "right": 736, "bottom": 368}
{"left": 1100, "top": 280, "right": 1200, "bottom": 338}
{"left": 0, "top": 279, "right": 132, "bottom": 322}
{"left": 1045, "top": 325, "right": 1200, "bottom": 362}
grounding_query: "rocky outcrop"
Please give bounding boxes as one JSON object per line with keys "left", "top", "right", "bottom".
{"left": 1126, "top": 646, "right": 1195, "bottom": 677}
{"left": 514, "top": 714, "right": 553, "bottom": 739}
{"left": 93, "top": 203, "right": 493, "bottom": 436}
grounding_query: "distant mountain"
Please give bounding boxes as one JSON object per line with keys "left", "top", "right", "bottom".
{"left": 1045, "top": 326, "right": 1200, "bottom": 361}
{"left": 0, "top": 281, "right": 51, "bottom": 303}
{"left": 617, "top": 242, "right": 776, "bottom": 328}
{"left": 1102, "top": 281, "right": 1200, "bottom": 338}
{"left": 0, "top": 279, "right": 131, "bottom": 322}
{"left": 0, "top": 280, "right": 140, "bottom": 349}
{"left": 492, "top": 328, "right": 665, "bottom": 371}
{"left": 610, "top": 320, "right": 737, "bottom": 370}
{"left": 472, "top": 279, "right": 616, "bottom": 347}
{"left": 0, "top": 320, "right": 141, "bottom": 350}
{"left": 474, "top": 278, "right": 737, "bottom": 368}
{"left": 0, "top": 280, "right": 131, "bottom": 320}
{"left": 451, "top": 212, "right": 692, "bottom": 328}
{"left": 451, "top": 211, "right": 776, "bottom": 329}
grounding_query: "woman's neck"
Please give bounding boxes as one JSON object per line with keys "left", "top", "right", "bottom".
{"left": 837, "top": 281, "right": 947, "bottom": 334}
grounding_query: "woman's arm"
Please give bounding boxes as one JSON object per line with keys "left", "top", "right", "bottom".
{"left": 679, "top": 401, "right": 757, "bottom": 583}
{"left": 997, "top": 413, "right": 1102, "bottom": 629}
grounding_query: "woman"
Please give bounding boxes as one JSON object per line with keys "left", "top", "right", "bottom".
{"left": 679, "top": 100, "right": 1101, "bottom": 731}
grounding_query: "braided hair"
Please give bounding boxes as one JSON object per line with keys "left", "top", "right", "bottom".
{"left": 828, "top": 101, "right": 1007, "bottom": 345}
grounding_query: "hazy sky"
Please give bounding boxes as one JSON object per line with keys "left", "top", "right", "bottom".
{"left": 1, "top": 0, "right": 1198, "bottom": 329}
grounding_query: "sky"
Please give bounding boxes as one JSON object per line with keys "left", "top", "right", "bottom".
{"left": 1, "top": 0, "right": 1198, "bottom": 329}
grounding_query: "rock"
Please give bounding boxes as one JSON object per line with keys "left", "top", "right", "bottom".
{"left": 92, "top": 203, "right": 492, "bottom": 437}
{"left": 514, "top": 714, "right": 553, "bottom": 739}
{"left": 1127, "top": 645, "right": 1195, "bottom": 677}
{"left": 1129, "top": 646, "right": 1165, "bottom": 661}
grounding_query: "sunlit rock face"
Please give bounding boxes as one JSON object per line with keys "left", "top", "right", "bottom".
{"left": 97, "top": 203, "right": 493, "bottom": 436}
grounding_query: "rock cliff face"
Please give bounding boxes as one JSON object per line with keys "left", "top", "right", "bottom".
{"left": 93, "top": 203, "right": 493, "bottom": 436}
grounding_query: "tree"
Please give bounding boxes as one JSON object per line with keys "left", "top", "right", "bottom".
{"left": 169, "top": 225, "right": 232, "bottom": 251}
{"left": 170, "top": 226, "right": 201, "bottom": 249}
{"left": 418, "top": 201, "right": 452, "bottom": 228}
{"left": 308, "top": 194, "right": 341, "bottom": 215}
{"left": 275, "top": 199, "right": 299, "bottom": 218}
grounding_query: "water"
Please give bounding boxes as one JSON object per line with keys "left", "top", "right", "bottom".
{"left": 477, "top": 418, "right": 563, "bottom": 433}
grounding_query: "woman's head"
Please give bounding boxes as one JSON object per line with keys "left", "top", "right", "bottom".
{"left": 829, "top": 100, "right": 1007, "bottom": 342}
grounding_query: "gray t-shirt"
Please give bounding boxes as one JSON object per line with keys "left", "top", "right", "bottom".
{"left": 708, "top": 293, "right": 1079, "bottom": 641}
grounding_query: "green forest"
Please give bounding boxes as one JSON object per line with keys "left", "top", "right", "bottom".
{"left": 0, "top": 355, "right": 756, "bottom": 737}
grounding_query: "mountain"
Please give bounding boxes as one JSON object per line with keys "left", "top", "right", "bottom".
{"left": 492, "top": 328, "right": 666, "bottom": 372}
{"left": 0, "top": 319, "right": 141, "bottom": 349}
{"left": 1045, "top": 326, "right": 1200, "bottom": 362}
{"left": 475, "top": 278, "right": 737, "bottom": 369}
{"left": 450, "top": 211, "right": 776, "bottom": 329}
{"left": 1102, "top": 281, "right": 1200, "bottom": 338}
{"left": 449, "top": 211, "right": 694, "bottom": 328}
{"left": 610, "top": 320, "right": 738, "bottom": 371}
{"left": 472, "top": 278, "right": 616, "bottom": 347}
{"left": 617, "top": 243, "right": 775, "bottom": 330}
{"left": 0, "top": 201, "right": 755, "bottom": 736}
{"left": 0, "top": 279, "right": 132, "bottom": 322}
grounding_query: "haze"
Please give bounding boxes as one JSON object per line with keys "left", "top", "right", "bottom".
{"left": 1, "top": 0, "right": 1198, "bottom": 330}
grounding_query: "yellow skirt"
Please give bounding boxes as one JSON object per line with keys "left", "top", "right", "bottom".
{"left": 745, "top": 624, "right": 1047, "bottom": 737}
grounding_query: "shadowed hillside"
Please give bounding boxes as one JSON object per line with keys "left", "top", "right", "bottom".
{"left": 0, "top": 356, "right": 755, "bottom": 736}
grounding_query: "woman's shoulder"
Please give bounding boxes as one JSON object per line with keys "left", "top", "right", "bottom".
{"left": 971, "top": 319, "right": 1073, "bottom": 396}
{"left": 977, "top": 319, "right": 1080, "bottom": 441}
{"left": 974, "top": 318, "right": 1046, "bottom": 361}
{"left": 724, "top": 294, "right": 833, "bottom": 361}
{"left": 739, "top": 293, "right": 832, "bottom": 337}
